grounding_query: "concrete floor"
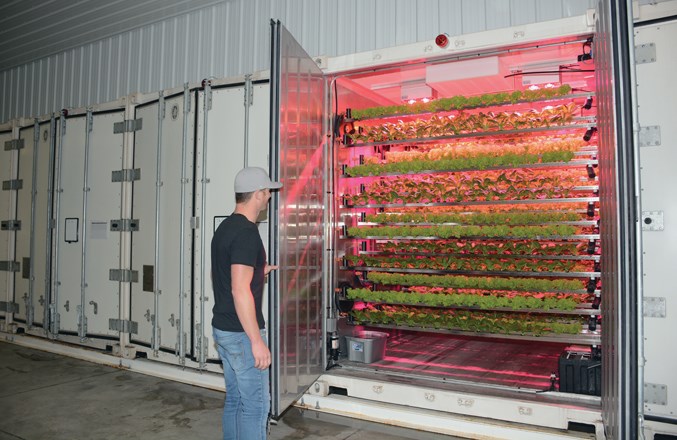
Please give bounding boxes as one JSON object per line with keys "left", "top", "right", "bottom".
{"left": 0, "top": 340, "right": 458, "bottom": 440}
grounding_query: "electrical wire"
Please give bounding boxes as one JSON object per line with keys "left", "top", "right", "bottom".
{"left": 504, "top": 69, "right": 595, "bottom": 79}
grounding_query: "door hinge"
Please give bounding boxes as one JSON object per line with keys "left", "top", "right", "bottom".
{"left": 77, "top": 304, "right": 88, "bottom": 335}
{"left": 110, "top": 219, "right": 140, "bottom": 232}
{"left": 111, "top": 168, "right": 141, "bottom": 182}
{"left": 639, "top": 125, "right": 661, "bottom": 147}
{"left": 0, "top": 301, "right": 19, "bottom": 313}
{"left": 635, "top": 43, "right": 656, "bottom": 64}
{"left": 109, "top": 269, "right": 139, "bottom": 283}
{"left": 109, "top": 318, "right": 139, "bottom": 334}
{"left": 4, "top": 139, "right": 25, "bottom": 151}
{"left": 0, "top": 261, "right": 20, "bottom": 272}
{"left": 190, "top": 217, "right": 199, "bottom": 229}
{"left": 2, "top": 179, "right": 23, "bottom": 190}
{"left": 1, "top": 220, "right": 21, "bottom": 231}
{"left": 244, "top": 74, "right": 254, "bottom": 108}
{"left": 113, "top": 118, "right": 143, "bottom": 133}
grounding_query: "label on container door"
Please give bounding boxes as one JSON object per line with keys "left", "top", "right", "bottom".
{"left": 351, "top": 342, "right": 364, "bottom": 352}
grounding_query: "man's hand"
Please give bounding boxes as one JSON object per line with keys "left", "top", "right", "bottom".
{"left": 251, "top": 338, "right": 271, "bottom": 370}
{"left": 264, "top": 264, "right": 279, "bottom": 275}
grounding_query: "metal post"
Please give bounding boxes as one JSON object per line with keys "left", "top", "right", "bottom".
{"left": 244, "top": 74, "right": 253, "bottom": 167}
{"left": 153, "top": 91, "right": 165, "bottom": 355}
{"left": 178, "top": 84, "right": 190, "bottom": 364}
{"left": 44, "top": 115, "right": 56, "bottom": 334}
{"left": 27, "top": 119, "right": 40, "bottom": 328}
{"left": 198, "top": 80, "right": 212, "bottom": 368}
{"left": 79, "top": 109, "right": 93, "bottom": 339}
{"left": 51, "top": 112, "right": 67, "bottom": 336}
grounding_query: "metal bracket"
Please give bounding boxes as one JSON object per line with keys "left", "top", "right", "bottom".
{"left": 4, "top": 139, "right": 25, "bottom": 151}
{"left": 0, "top": 261, "right": 20, "bottom": 272}
{"left": 0, "top": 301, "right": 19, "bottom": 313}
{"left": 109, "top": 269, "right": 139, "bottom": 283}
{"left": 204, "top": 80, "right": 213, "bottom": 111}
{"left": 111, "top": 169, "right": 141, "bottom": 182}
{"left": 635, "top": 43, "right": 656, "bottom": 64}
{"left": 190, "top": 217, "right": 199, "bottom": 229}
{"left": 639, "top": 125, "right": 661, "bottom": 147}
{"left": 644, "top": 383, "right": 667, "bottom": 405}
{"left": 110, "top": 219, "right": 140, "bottom": 232}
{"left": 642, "top": 211, "right": 664, "bottom": 231}
{"left": 109, "top": 318, "right": 139, "bottom": 334}
{"left": 113, "top": 118, "right": 143, "bottom": 134}
{"left": 643, "top": 297, "right": 666, "bottom": 318}
{"left": 244, "top": 74, "right": 254, "bottom": 108}
{"left": 2, "top": 179, "right": 23, "bottom": 190}
{"left": 1, "top": 220, "right": 21, "bottom": 231}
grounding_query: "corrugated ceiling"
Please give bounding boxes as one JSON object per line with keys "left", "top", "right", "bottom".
{"left": 0, "top": 0, "right": 228, "bottom": 72}
{"left": 1, "top": 0, "right": 598, "bottom": 122}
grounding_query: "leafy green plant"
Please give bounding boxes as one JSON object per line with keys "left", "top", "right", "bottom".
{"left": 346, "top": 151, "right": 575, "bottom": 176}
{"left": 365, "top": 272, "right": 587, "bottom": 292}
{"left": 347, "top": 287, "right": 587, "bottom": 311}
{"left": 349, "top": 104, "right": 579, "bottom": 144}
{"left": 345, "top": 254, "right": 591, "bottom": 273}
{"left": 349, "top": 305, "right": 585, "bottom": 335}
{"left": 347, "top": 224, "right": 579, "bottom": 239}
{"left": 343, "top": 169, "right": 587, "bottom": 206}
{"left": 365, "top": 211, "right": 582, "bottom": 225}
{"left": 351, "top": 85, "right": 574, "bottom": 119}
{"left": 377, "top": 239, "right": 585, "bottom": 256}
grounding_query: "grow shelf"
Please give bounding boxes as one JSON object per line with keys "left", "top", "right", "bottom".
{"left": 350, "top": 323, "right": 602, "bottom": 345}
{"left": 343, "top": 121, "right": 597, "bottom": 149}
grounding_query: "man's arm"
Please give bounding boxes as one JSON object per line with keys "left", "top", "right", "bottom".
{"left": 231, "top": 263, "right": 271, "bottom": 370}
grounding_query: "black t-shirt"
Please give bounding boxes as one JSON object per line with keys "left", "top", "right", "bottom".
{"left": 211, "top": 213, "right": 266, "bottom": 332}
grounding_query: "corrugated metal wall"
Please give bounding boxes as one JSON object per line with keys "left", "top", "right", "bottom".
{"left": 0, "top": 0, "right": 596, "bottom": 123}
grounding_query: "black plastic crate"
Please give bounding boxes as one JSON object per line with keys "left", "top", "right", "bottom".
{"left": 559, "top": 350, "right": 602, "bottom": 396}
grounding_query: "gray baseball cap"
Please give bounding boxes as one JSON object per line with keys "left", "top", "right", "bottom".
{"left": 234, "top": 166, "right": 282, "bottom": 193}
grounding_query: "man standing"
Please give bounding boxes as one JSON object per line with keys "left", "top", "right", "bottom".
{"left": 211, "top": 166, "right": 282, "bottom": 440}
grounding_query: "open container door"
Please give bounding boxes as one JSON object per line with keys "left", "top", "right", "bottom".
{"left": 269, "top": 20, "right": 326, "bottom": 418}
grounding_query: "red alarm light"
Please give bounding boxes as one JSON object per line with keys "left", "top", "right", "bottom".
{"left": 435, "top": 33, "right": 449, "bottom": 48}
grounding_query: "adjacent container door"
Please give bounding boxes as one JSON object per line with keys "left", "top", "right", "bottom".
{"left": 53, "top": 110, "right": 125, "bottom": 338}
{"left": 194, "top": 80, "right": 271, "bottom": 366}
{"left": 14, "top": 121, "right": 53, "bottom": 329}
{"left": 636, "top": 17, "right": 677, "bottom": 429}
{"left": 269, "top": 20, "right": 326, "bottom": 418}
{"left": 130, "top": 89, "right": 195, "bottom": 359}
{"left": 1, "top": 128, "right": 18, "bottom": 323}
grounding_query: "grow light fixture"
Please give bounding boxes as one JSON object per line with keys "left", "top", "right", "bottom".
{"left": 426, "top": 56, "right": 499, "bottom": 82}
{"left": 401, "top": 83, "right": 433, "bottom": 102}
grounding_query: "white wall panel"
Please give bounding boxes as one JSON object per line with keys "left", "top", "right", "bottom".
{"left": 0, "top": 129, "right": 17, "bottom": 323}
{"left": 130, "top": 92, "right": 195, "bottom": 355}
{"left": 0, "top": 0, "right": 597, "bottom": 123}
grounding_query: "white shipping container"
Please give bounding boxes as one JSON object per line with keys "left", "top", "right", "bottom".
{"left": 2, "top": 2, "right": 677, "bottom": 439}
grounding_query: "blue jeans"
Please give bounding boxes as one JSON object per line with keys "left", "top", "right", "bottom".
{"left": 213, "top": 328, "right": 271, "bottom": 440}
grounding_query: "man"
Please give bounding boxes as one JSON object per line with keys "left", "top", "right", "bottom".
{"left": 211, "top": 166, "right": 282, "bottom": 440}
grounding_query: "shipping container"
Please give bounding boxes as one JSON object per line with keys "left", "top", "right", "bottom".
{"left": 2, "top": 2, "right": 677, "bottom": 439}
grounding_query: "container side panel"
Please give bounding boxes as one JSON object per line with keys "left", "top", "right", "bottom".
{"left": 0, "top": 130, "right": 16, "bottom": 322}
{"left": 83, "top": 111, "right": 124, "bottom": 337}
{"left": 14, "top": 126, "right": 36, "bottom": 323}
{"left": 32, "top": 122, "right": 53, "bottom": 328}
{"left": 130, "top": 102, "right": 161, "bottom": 348}
{"left": 636, "top": 20, "right": 677, "bottom": 424}
{"left": 195, "top": 86, "right": 248, "bottom": 361}
{"left": 131, "top": 93, "right": 195, "bottom": 354}
{"left": 55, "top": 117, "right": 87, "bottom": 333}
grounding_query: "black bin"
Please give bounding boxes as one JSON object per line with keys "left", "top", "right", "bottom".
{"left": 558, "top": 350, "right": 602, "bottom": 396}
